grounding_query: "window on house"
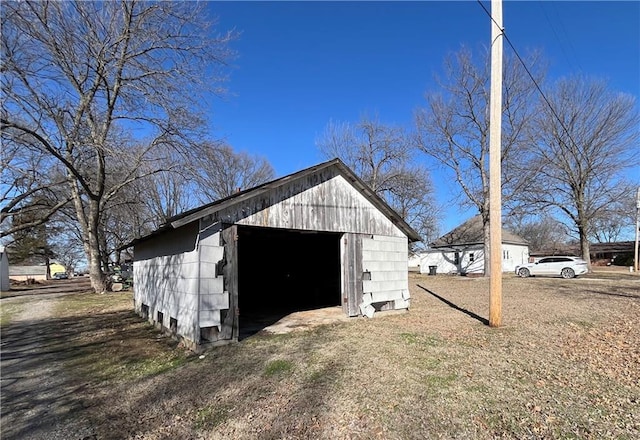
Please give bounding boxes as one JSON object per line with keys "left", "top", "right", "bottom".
{"left": 454, "top": 252, "right": 460, "bottom": 265}
{"left": 141, "top": 304, "right": 149, "bottom": 319}
{"left": 157, "top": 311, "right": 164, "bottom": 328}
{"left": 469, "top": 253, "right": 475, "bottom": 262}
{"left": 503, "top": 250, "right": 510, "bottom": 260}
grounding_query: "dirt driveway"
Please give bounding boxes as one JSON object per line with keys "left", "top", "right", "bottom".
{"left": 1, "top": 278, "right": 98, "bottom": 440}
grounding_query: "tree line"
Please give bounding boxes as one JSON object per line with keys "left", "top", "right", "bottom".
{"left": 2, "top": 1, "right": 638, "bottom": 291}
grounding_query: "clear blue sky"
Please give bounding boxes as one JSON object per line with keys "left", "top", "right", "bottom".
{"left": 204, "top": 1, "right": 640, "bottom": 232}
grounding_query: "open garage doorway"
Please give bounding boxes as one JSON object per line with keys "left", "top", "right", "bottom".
{"left": 237, "top": 226, "right": 342, "bottom": 339}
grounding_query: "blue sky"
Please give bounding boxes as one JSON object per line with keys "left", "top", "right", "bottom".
{"left": 204, "top": 1, "right": 640, "bottom": 232}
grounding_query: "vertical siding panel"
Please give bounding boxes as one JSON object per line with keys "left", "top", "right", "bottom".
{"left": 341, "top": 233, "right": 363, "bottom": 316}
{"left": 220, "top": 225, "right": 239, "bottom": 341}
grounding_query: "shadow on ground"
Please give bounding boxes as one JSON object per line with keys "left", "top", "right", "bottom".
{"left": 0, "top": 308, "right": 175, "bottom": 440}
{"left": 1, "top": 302, "right": 345, "bottom": 439}
{"left": 417, "top": 284, "right": 489, "bottom": 326}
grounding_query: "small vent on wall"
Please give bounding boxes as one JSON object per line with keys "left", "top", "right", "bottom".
{"left": 200, "top": 326, "right": 219, "bottom": 343}
{"left": 170, "top": 317, "right": 178, "bottom": 335}
{"left": 215, "top": 259, "right": 225, "bottom": 277}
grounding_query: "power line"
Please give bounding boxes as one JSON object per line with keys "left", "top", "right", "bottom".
{"left": 475, "top": 0, "right": 590, "bottom": 176}
{"left": 538, "top": 1, "right": 583, "bottom": 75}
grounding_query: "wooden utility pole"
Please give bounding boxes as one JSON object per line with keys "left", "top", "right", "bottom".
{"left": 489, "top": 0, "right": 503, "bottom": 327}
{"left": 635, "top": 187, "right": 640, "bottom": 273}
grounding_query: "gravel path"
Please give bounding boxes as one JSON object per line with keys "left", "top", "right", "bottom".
{"left": 1, "top": 285, "right": 97, "bottom": 440}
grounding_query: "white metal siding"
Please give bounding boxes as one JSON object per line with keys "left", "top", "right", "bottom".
{"left": 360, "top": 235, "right": 410, "bottom": 316}
{"left": 502, "top": 244, "right": 529, "bottom": 272}
{"left": 133, "top": 224, "right": 226, "bottom": 342}
{"left": 419, "top": 243, "right": 529, "bottom": 275}
{"left": 197, "top": 230, "right": 227, "bottom": 329}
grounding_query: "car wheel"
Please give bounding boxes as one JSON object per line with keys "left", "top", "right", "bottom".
{"left": 561, "top": 268, "right": 575, "bottom": 279}
{"left": 517, "top": 268, "right": 530, "bottom": 278}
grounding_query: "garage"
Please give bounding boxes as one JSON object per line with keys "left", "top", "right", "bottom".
{"left": 238, "top": 226, "right": 341, "bottom": 312}
{"left": 128, "top": 159, "right": 420, "bottom": 350}
{"left": 237, "top": 226, "right": 342, "bottom": 338}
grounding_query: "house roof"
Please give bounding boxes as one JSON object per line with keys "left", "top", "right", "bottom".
{"left": 122, "top": 158, "right": 421, "bottom": 249}
{"left": 431, "top": 215, "right": 528, "bottom": 248}
{"left": 589, "top": 241, "right": 636, "bottom": 254}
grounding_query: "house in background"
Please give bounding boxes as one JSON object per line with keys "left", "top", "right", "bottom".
{"left": 124, "top": 159, "right": 421, "bottom": 350}
{"left": 420, "top": 216, "right": 529, "bottom": 275}
{"left": 49, "top": 262, "right": 66, "bottom": 277}
{"left": 407, "top": 251, "right": 422, "bottom": 271}
{"left": 8, "top": 265, "right": 48, "bottom": 282}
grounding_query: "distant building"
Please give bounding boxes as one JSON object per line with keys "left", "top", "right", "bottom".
{"left": 530, "top": 241, "right": 636, "bottom": 266}
{"left": 49, "top": 262, "right": 66, "bottom": 277}
{"left": 589, "top": 241, "right": 636, "bottom": 266}
{"left": 8, "top": 265, "right": 47, "bottom": 282}
{"left": 420, "top": 216, "right": 529, "bottom": 275}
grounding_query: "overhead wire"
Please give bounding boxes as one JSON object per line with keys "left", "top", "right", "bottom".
{"left": 475, "top": 0, "right": 580, "bottom": 151}
{"left": 538, "top": 1, "right": 583, "bottom": 75}
{"left": 474, "top": 0, "right": 619, "bottom": 220}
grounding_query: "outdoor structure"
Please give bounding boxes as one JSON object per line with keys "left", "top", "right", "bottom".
{"left": 530, "top": 241, "right": 636, "bottom": 266}
{"left": 49, "top": 262, "right": 66, "bottom": 277}
{"left": 420, "top": 216, "right": 529, "bottom": 275}
{"left": 588, "top": 241, "right": 636, "bottom": 266}
{"left": 126, "top": 159, "right": 420, "bottom": 350}
{"left": 0, "top": 246, "right": 9, "bottom": 291}
{"left": 8, "top": 265, "right": 47, "bottom": 282}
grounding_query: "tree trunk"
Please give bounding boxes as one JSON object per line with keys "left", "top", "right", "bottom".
{"left": 579, "top": 226, "right": 592, "bottom": 271}
{"left": 88, "top": 242, "right": 107, "bottom": 293}
{"left": 88, "top": 202, "right": 107, "bottom": 293}
{"left": 70, "top": 179, "right": 107, "bottom": 293}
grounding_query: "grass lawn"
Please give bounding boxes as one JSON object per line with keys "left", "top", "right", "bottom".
{"left": 2, "top": 273, "right": 639, "bottom": 439}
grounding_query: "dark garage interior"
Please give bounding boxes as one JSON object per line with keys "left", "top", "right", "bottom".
{"left": 237, "top": 226, "right": 342, "bottom": 338}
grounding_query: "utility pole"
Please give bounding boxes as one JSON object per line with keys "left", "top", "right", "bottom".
{"left": 489, "top": 0, "right": 503, "bottom": 327}
{"left": 635, "top": 187, "right": 640, "bottom": 273}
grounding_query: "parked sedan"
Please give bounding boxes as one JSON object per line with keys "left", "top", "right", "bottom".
{"left": 53, "top": 272, "right": 69, "bottom": 280}
{"left": 515, "top": 256, "right": 588, "bottom": 279}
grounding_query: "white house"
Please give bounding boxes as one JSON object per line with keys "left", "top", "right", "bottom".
{"left": 420, "top": 216, "right": 529, "bottom": 275}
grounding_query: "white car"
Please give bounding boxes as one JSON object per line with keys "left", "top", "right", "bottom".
{"left": 515, "top": 256, "right": 588, "bottom": 279}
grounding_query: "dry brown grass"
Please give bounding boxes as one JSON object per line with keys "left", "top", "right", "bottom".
{"left": 2, "top": 273, "right": 639, "bottom": 439}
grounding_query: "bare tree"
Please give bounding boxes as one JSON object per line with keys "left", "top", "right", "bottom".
{"left": 1, "top": 1, "right": 236, "bottom": 292}
{"left": 523, "top": 76, "right": 639, "bottom": 266}
{"left": 504, "top": 212, "right": 570, "bottom": 253}
{"left": 139, "top": 170, "right": 194, "bottom": 228}
{"left": 0, "top": 143, "right": 70, "bottom": 236}
{"left": 317, "top": 116, "right": 437, "bottom": 245}
{"left": 589, "top": 195, "right": 637, "bottom": 243}
{"left": 414, "top": 47, "right": 545, "bottom": 273}
{"left": 51, "top": 234, "right": 84, "bottom": 276}
{"left": 193, "top": 143, "right": 275, "bottom": 202}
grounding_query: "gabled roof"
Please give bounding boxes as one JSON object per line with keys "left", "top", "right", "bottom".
{"left": 431, "top": 215, "right": 527, "bottom": 248}
{"left": 123, "top": 158, "right": 421, "bottom": 249}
